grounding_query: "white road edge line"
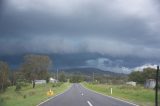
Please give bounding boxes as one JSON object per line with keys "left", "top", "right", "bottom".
{"left": 87, "top": 101, "right": 93, "bottom": 106}
{"left": 37, "top": 84, "right": 73, "bottom": 106}
{"left": 81, "top": 84, "right": 139, "bottom": 106}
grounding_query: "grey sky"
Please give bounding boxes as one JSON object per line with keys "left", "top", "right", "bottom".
{"left": 0, "top": 0, "right": 160, "bottom": 73}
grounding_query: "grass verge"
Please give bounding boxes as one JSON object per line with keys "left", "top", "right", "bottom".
{"left": 82, "top": 82, "right": 156, "bottom": 106}
{"left": 0, "top": 82, "right": 71, "bottom": 106}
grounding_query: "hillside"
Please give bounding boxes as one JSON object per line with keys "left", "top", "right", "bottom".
{"left": 56, "top": 67, "right": 126, "bottom": 77}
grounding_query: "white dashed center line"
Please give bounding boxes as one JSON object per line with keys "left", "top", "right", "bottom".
{"left": 81, "top": 93, "right": 84, "bottom": 96}
{"left": 87, "top": 101, "right": 93, "bottom": 106}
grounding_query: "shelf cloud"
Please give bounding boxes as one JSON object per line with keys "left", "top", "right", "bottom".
{"left": 0, "top": 0, "right": 160, "bottom": 72}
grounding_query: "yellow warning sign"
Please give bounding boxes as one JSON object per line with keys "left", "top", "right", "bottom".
{"left": 47, "top": 89, "right": 54, "bottom": 96}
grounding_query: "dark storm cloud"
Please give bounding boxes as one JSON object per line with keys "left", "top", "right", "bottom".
{"left": 0, "top": 0, "right": 160, "bottom": 72}
{"left": 0, "top": 5, "right": 147, "bottom": 37}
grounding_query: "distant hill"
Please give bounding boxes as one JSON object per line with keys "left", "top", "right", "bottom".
{"left": 57, "top": 67, "right": 126, "bottom": 77}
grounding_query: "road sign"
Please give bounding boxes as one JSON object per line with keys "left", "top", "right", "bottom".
{"left": 47, "top": 89, "right": 54, "bottom": 96}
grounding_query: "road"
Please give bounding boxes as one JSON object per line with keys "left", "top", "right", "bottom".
{"left": 39, "top": 83, "right": 138, "bottom": 106}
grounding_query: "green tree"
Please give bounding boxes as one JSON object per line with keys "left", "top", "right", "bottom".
{"left": 129, "top": 71, "right": 144, "bottom": 84}
{"left": 21, "top": 55, "right": 52, "bottom": 88}
{"left": 0, "top": 61, "right": 9, "bottom": 92}
{"left": 70, "top": 74, "right": 83, "bottom": 83}
{"left": 59, "top": 71, "right": 66, "bottom": 82}
{"left": 129, "top": 68, "right": 156, "bottom": 84}
{"left": 143, "top": 68, "right": 156, "bottom": 79}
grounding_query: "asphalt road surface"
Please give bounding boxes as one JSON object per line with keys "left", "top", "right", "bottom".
{"left": 39, "top": 83, "right": 138, "bottom": 106}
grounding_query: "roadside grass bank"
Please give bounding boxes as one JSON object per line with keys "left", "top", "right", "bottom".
{"left": 0, "top": 82, "right": 71, "bottom": 106}
{"left": 82, "top": 82, "right": 155, "bottom": 106}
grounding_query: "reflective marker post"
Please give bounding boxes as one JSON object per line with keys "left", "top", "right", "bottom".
{"left": 155, "top": 66, "right": 159, "bottom": 106}
{"left": 47, "top": 89, "right": 54, "bottom": 96}
{"left": 111, "top": 88, "right": 112, "bottom": 95}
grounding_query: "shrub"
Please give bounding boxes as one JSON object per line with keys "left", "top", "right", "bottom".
{"left": 52, "top": 82, "right": 63, "bottom": 87}
{"left": 29, "top": 91, "right": 36, "bottom": 96}
{"left": 0, "top": 97, "right": 5, "bottom": 106}
{"left": 23, "top": 95, "right": 27, "bottom": 99}
{"left": 0, "top": 97, "right": 4, "bottom": 102}
{"left": 15, "top": 79, "right": 29, "bottom": 91}
{"left": 15, "top": 83, "right": 21, "bottom": 91}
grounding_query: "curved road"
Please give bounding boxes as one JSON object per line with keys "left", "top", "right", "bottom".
{"left": 39, "top": 84, "right": 138, "bottom": 106}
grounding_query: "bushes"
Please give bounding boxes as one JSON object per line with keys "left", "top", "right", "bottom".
{"left": 28, "top": 91, "right": 36, "bottom": 96}
{"left": 15, "top": 80, "right": 29, "bottom": 91}
{"left": 52, "top": 82, "right": 63, "bottom": 87}
{"left": 0, "top": 97, "right": 5, "bottom": 106}
{"left": 15, "top": 83, "right": 22, "bottom": 91}
{"left": 118, "top": 85, "right": 141, "bottom": 90}
{"left": 23, "top": 95, "right": 27, "bottom": 99}
{"left": 70, "top": 74, "right": 83, "bottom": 83}
{"left": 0, "top": 97, "right": 4, "bottom": 103}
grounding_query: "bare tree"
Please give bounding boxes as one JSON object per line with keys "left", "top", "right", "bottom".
{"left": 0, "top": 61, "right": 9, "bottom": 91}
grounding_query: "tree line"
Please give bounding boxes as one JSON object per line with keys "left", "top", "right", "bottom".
{"left": 0, "top": 54, "right": 86, "bottom": 92}
{"left": 0, "top": 54, "right": 52, "bottom": 92}
{"left": 1, "top": 54, "right": 157, "bottom": 92}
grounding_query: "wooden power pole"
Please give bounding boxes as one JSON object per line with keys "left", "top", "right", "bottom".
{"left": 155, "top": 66, "right": 159, "bottom": 106}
